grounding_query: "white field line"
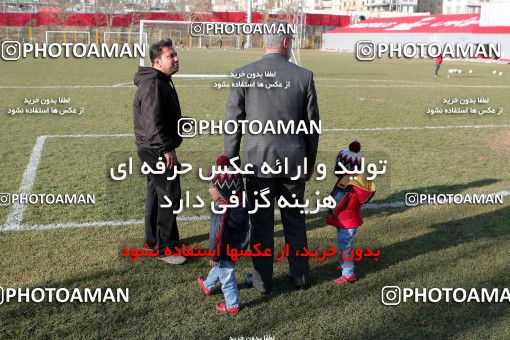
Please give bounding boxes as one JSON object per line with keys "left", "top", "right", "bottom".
{"left": 2, "top": 126, "right": 510, "bottom": 232}
{"left": 2, "top": 134, "right": 131, "bottom": 231}
{"left": 0, "top": 76, "right": 509, "bottom": 89}
{"left": 364, "top": 190, "right": 510, "bottom": 210}
{"left": 0, "top": 85, "right": 214, "bottom": 89}
{"left": 5, "top": 190, "right": 509, "bottom": 232}
{"left": 0, "top": 85, "right": 117, "bottom": 89}
{"left": 173, "top": 74, "right": 230, "bottom": 78}
{"left": 43, "top": 124, "right": 510, "bottom": 138}
{"left": 315, "top": 78, "right": 447, "bottom": 84}
{"left": 112, "top": 77, "right": 505, "bottom": 88}
{"left": 10, "top": 215, "right": 208, "bottom": 232}
{"left": 322, "top": 84, "right": 510, "bottom": 89}
{"left": 322, "top": 124, "right": 510, "bottom": 132}
{"left": 112, "top": 82, "right": 132, "bottom": 87}
{"left": 47, "top": 133, "right": 133, "bottom": 138}
{"left": 0, "top": 84, "right": 508, "bottom": 89}
{"left": 119, "top": 84, "right": 510, "bottom": 89}
{"left": 3, "top": 136, "right": 47, "bottom": 230}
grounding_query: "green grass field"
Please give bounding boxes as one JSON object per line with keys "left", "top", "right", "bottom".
{"left": 1, "top": 49, "right": 509, "bottom": 339}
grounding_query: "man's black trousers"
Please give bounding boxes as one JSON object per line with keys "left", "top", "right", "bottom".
{"left": 246, "top": 176, "right": 310, "bottom": 292}
{"left": 137, "top": 147, "right": 180, "bottom": 251}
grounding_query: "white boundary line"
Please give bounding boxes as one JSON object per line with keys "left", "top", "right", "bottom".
{"left": 112, "top": 83, "right": 132, "bottom": 88}
{"left": 4, "top": 136, "right": 47, "bottom": 230}
{"left": 2, "top": 134, "right": 130, "bottom": 231}
{"left": 316, "top": 78, "right": 443, "bottom": 83}
{"left": 0, "top": 85, "right": 214, "bottom": 89}
{"left": 322, "top": 84, "right": 510, "bottom": 89}
{"left": 0, "top": 84, "right": 508, "bottom": 89}
{"left": 2, "top": 127, "right": 509, "bottom": 232}
{"left": 0, "top": 85, "right": 121, "bottom": 89}
{"left": 362, "top": 190, "right": 510, "bottom": 210}
{"left": 12, "top": 215, "right": 209, "bottom": 232}
{"left": 5, "top": 190, "right": 509, "bottom": 232}
{"left": 48, "top": 133, "right": 133, "bottom": 138}
{"left": 173, "top": 74, "right": 230, "bottom": 78}
{"left": 322, "top": 124, "right": 510, "bottom": 132}
{"left": 1, "top": 77, "right": 509, "bottom": 89}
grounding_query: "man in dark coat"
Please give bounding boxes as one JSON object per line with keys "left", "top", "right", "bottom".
{"left": 133, "top": 38, "right": 185, "bottom": 265}
{"left": 224, "top": 20, "right": 320, "bottom": 292}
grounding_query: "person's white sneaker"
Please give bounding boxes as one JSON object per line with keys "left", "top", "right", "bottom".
{"left": 158, "top": 255, "right": 186, "bottom": 265}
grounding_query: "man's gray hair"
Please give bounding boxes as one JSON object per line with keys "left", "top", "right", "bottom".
{"left": 263, "top": 19, "right": 293, "bottom": 49}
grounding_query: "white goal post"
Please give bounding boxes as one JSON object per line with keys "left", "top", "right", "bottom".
{"left": 45, "top": 31, "right": 91, "bottom": 45}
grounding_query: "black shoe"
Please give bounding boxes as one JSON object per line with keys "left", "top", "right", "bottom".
{"left": 244, "top": 273, "right": 271, "bottom": 295}
{"left": 287, "top": 271, "right": 310, "bottom": 290}
{"left": 293, "top": 283, "right": 310, "bottom": 290}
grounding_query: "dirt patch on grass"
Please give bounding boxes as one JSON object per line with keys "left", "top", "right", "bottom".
{"left": 482, "top": 130, "right": 510, "bottom": 156}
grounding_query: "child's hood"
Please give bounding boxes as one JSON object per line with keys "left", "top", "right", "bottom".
{"left": 338, "top": 175, "right": 376, "bottom": 203}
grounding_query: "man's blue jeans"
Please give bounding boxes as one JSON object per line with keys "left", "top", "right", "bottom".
{"left": 204, "top": 260, "right": 239, "bottom": 308}
{"left": 336, "top": 228, "right": 358, "bottom": 277}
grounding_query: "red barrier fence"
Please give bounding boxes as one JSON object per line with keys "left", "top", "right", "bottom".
{"left": 0, "top": 11, "right": 350, "bottom": 27}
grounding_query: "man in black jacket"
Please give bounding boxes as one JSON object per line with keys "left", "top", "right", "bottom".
{"left": 133, "top": 38, "right": 185, "bottom": 265}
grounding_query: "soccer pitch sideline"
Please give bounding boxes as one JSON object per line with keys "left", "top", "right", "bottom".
{"left": 0, "top": 49, "right": 509, "bottom": 338}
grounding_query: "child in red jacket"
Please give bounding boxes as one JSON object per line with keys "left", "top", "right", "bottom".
{"left": 326, "top": 141, "right": 375, "bottom": 284}
{"left": 435, "top": 55, "right": 443, "bottom": 77}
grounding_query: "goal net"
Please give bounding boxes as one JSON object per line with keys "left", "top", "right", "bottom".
{"left": 103, "top": 31, "right": 148, "bottom": 46}
{"left": 138, "top": 20, "right": 302, "bottom": 78}
{"left": 45, "top": 31, "right": 91, "bottom": 45}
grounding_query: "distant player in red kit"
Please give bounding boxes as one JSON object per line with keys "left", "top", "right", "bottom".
{"left": 435, "top": 55, "right": 443, "bottom": 77}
